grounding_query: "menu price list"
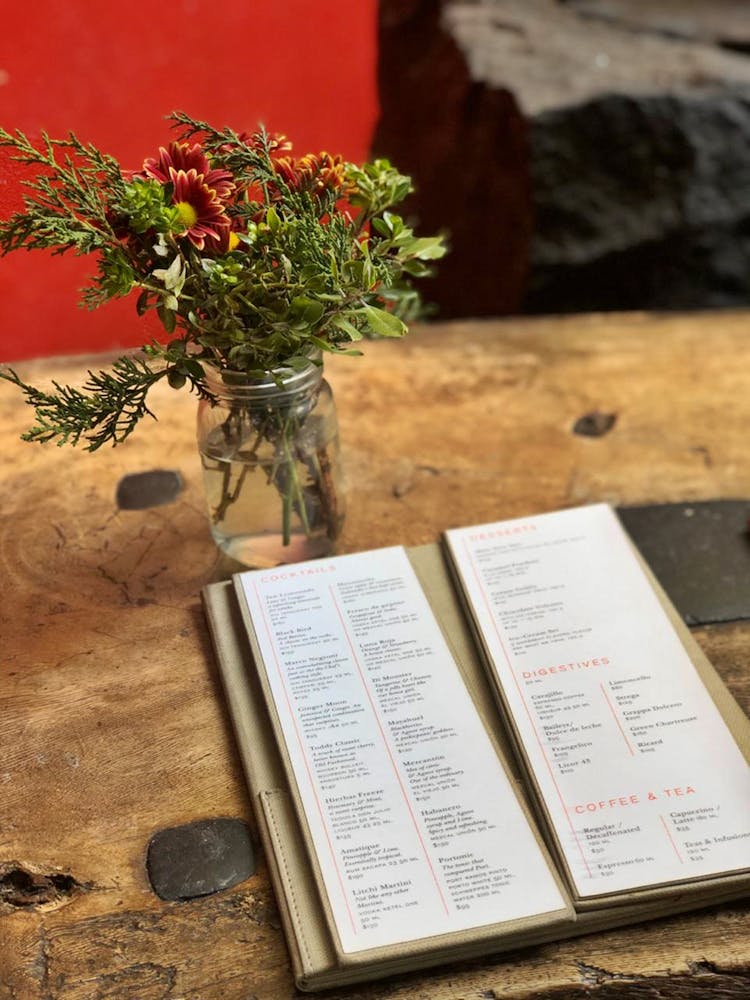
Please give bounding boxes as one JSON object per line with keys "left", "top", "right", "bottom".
{"left": 240, "top": 547, "right": 566, "bottom": 953}
{"left": 446, "top": 505, "right": 750, "bottom": 897}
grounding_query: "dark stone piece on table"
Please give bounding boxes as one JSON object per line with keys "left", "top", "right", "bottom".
{"left": 146, "top": 818, "right": 256, "bottom": 901}
{"left": 618, "top": 500, "right": 750, "bottom": 625}
{"left": 116, "top": 469, "right": 184, "bottom": 510}
{"left": 573, "top": 411, "right": 617, "bottom": 437}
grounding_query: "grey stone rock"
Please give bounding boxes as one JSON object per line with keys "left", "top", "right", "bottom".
{"left": 375, "top": 1, "right": 750, "bottom": 316}
{"left": 618, "top": 501, "right": 750, "bottom": 625}
{"left": 572, "top": 411, "right": 617, "bottom": 437}
{"left": 116, "top": 469, "right": 183, "bottom": 510}
{"left": 526, "top": 88, "right": 750, "bottom": 312}
{"left": 565, "top": 0, "right": 750, "bottom": 52}
{"left": 444, "top": 1, "right": 750, "bottom": 118}
{"left": 146, "top": 818, "right": 256, "bottom": 901}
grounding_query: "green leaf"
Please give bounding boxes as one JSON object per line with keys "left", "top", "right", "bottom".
{"left": 183, "top": 359, "right": 205, "bottom": 379}
{"left": 290, "top": 296, "right": 325, "bottom": 325}
{"left": 371, "top": 217, "right": 391, "bottom": 237}
{"left": 382, "top": 211, "right": 403, "bottom": 235}
{"left": 361, "top": 304, "right": 406, "bottom": 338}
{"left": 154, "top": 254, "right": 183, "bottom": 290}
{"left": 266, "top": 206, "right": 280, "bottom": 232}
{"left": 331, "top": 315, "right": 364, "bottom": 342}
{"left": 167, "top": 338, "right": 186, "bottom": 357}
{"left": 401, "top": 259, "right": 431, "bottom": 277}
{"left": 157, "top": 303, "right": 176, "bottom": 334}
{"left": 307, "top": 335, "right": 336, "bottom": 353}
{"left": 404, "top": 236, "right": 447, "bottom": 260}
{"left": 392, "top": 178, "right": 413, "bottom": 203}
{"left": 344, "top": 260, "right": 365, "bottom": 284}
{"left": 283, "top": 354, "right": 316, "bottom": 372}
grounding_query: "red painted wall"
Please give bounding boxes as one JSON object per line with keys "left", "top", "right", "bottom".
{"left": 0, "top": 2, "right": 378, "bottom": 361}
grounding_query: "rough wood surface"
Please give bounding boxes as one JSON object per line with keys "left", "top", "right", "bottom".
{"left": 2, "top": 311, "right": 750, "bottom": 998}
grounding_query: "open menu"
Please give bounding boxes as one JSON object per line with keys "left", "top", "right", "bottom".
{"left": 203, "top": 503, "right": 750, "bottom": 991}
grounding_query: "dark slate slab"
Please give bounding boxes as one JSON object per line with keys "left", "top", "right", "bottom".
{"left": 116, "top": 469, "right": 183, "bottom": 510}
{"left": 146, "top": 818, "right": 255, "bottom": 901}
{"left": 617, "top": 500, "right": 750, "bottom": 626}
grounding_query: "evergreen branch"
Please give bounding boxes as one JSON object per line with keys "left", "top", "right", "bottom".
{"left": 167, "top": 113, "right": 284, "bottom": 192}
{"left": 0, "top": 358, "right": 170, "bottom": 451}
{"left": 0, "top": 127, "right": 124, "bottom": 256}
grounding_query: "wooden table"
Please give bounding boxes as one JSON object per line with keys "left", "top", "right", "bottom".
{"left": 2, "top": 311, "right": 749, "bottom": 999}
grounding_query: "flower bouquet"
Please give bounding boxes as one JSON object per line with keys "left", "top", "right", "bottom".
{"left": 0, "top": 112, "right": 446, "bottom": 563}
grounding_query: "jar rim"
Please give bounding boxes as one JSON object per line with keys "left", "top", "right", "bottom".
{"left": 203, "top": 354, "right": 324, "bottom": 400}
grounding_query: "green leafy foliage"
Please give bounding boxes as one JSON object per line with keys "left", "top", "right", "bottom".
{"left": 0, "top": 112, "right": 447, "bottom": 447}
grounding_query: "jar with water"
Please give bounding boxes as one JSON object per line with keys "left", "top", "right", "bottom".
{"left": 197, "top": 360, "right": 345, "bottom": 567}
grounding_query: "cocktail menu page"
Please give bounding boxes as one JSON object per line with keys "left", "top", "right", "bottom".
{"left": 444, "top": 504, "right": 750, "bottom": 899}
{"left": 238, "top": 546, "right": 568, "bottom": 955}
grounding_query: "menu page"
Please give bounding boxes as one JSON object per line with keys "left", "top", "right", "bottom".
{"left": 238, "top": 547, "right": 567, "bottom": 954}
{"left": 445, "top": 504, "right": 750, "bottom": 898}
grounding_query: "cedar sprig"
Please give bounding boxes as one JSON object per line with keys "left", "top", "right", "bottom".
{"left": 0, "top": 356, "right": 209, "bottom": 451}
{"left": 0, "top": 127, "right": 122, "bottom": 256}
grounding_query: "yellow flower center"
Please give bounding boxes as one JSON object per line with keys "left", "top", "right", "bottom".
{"left": 175, "top": 201, "right": 198, "bottom": 229}
{"left": 228, "top": 231, "right": 240, "bottom": 251}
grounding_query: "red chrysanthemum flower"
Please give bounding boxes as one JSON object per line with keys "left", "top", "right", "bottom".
{"left": 141, "top": 141, "right": 235, "bottom": 200}
{"left": 171, "top": 168, "right": 231, "bottom": 250}
{"left": 204, "top": 219, "right": 243, "bottom": 255}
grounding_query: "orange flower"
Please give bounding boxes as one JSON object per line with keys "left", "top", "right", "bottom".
{"left": 274, "top": 152, "right": 349, "bottom": 197}
{"left": 265, "top": 133, "right": 293, "bottom": 159}
{"left": 234, "top": 130, "right": 292, "bottom": 160}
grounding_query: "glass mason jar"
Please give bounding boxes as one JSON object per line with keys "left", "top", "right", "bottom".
{"left": 197, "top": 360, "right": 345, "bottom": 568}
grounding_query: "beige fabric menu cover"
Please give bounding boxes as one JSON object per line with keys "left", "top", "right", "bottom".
{"left": 202, "top": 544, "right": 750, "bottom": 992}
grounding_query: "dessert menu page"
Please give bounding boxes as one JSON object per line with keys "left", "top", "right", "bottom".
{"left": 445, "top": 504, "right": 750, "bottom": 897}
{"left": 239, "top": 546, "right": 567, "bottom": 954}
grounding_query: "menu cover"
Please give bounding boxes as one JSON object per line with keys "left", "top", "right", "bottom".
{"left": 203, "top": 504, "right": 750, "bottom": 991}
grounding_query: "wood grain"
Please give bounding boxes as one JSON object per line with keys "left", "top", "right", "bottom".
{"left": 1, "top": 311, "right": 749, "bottom": 998}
